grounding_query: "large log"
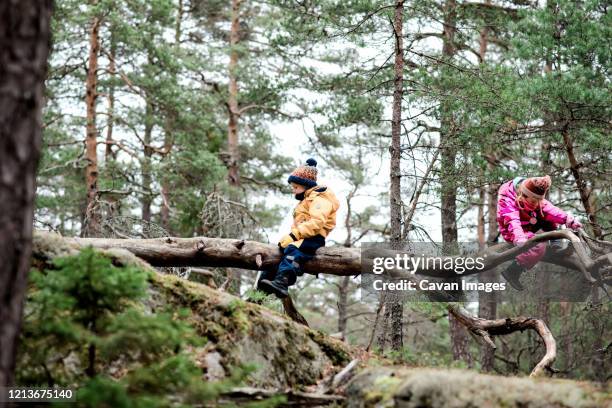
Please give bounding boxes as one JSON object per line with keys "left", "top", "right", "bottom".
{"left": 52, "top": 230, "right": 607, "bottom": 284}
{"left": 60, "top": 234, "right": 361, "bottom": 275}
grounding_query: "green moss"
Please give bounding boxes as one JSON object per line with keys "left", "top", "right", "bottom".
{"left": 298, "top": 345, "right": 316, "bottom": 360}
{"left": 149, "top": 273, "right": 361, "bottom": 389}
{"left": 348, "top": 367, "right": 611, "bottom": 408}
{"left": 307, "top": 330, "right": 351, "bottom": 366}
{"left": 364, "top": 375, "right": 402, "bottom": 406}
{"left": 225, "top": 299, "right": 250, "bottom": 333}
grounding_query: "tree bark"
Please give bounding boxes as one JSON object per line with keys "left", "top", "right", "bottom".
{"left": 478, "top": 180, "right": 499, "bottom": 371}
{"left": 477, "top": 188, "right": 486, "bottom": 250}
{"left": 389, "top": 0, "right": 404, "bottom": 246}
{"left": 337, "top": 276, "right": 350, "bottom": 338}
{"left": 477, "top": 0, "right": 490, "bottom": 64}
{"left": 478, "top": 20, "right": 497, "bottom": 372}
{"left": 589, "top": 287, "right": 605, "bottom": 381}
{"left": 439, "top": 0, "right": 471, "bottom": 367}
{"left": 389, "top": 302, "right": 403, "bottom": 351}
{"left": 105, "top": 28, "right": 116, "bottom": 161}
{"left": 376, "top": 304, "right": 391, "bottom": 351}
{"left": 160, "top": 0, "right": 183, "bottom": 232}
{"left": 385, "top": 0, "right": 405, "bottom": 352}
{"left": 142, "top": 95, "right": 154, "bottom": 223}
{"left": 45, "top": 229, "right": 608, "bottom": 283}
{"left": 439, "top": 0, "right": 458, "bottom": 248}
{"left": 561, "top": 127, "right": 602, "bottom": 238}
{"left": 0, "top": 0, "right": 52, "bottom": 386}
{"left": 449, "top": 313, "right": 471, "bottom": 365}
{"left": 477, "top": 186, "right": 496, "bottom": 371}
{"left": 227, "top": 0, "right": 241, "bottom": 185}
{"left": 83, "top": 2, "right": 101, "bottom": 237}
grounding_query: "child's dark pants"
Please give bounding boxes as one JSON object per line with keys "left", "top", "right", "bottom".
{"left": 258, "top": 235, "right": 325, "bottom": 288}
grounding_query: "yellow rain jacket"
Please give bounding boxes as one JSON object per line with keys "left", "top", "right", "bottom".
{"left": 290, "top": 186, "right": 340, "bottom": 246}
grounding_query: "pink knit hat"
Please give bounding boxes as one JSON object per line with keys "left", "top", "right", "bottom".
{"left": 520, "top": 175, "right": 551, "bottom": 199}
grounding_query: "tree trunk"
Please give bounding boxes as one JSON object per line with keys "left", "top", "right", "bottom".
{"left": 537, "top": 141, "right": 553, "bottom": 326}
{"left": 477, "top": 188, "right": 486, "bottom": 249}
{"left": 227, "top": 0, "right": 241, "bottom": 185}
{"left": 439, "top": 0, "right": 471, "bottom": 366}
{"left": 479, "top": 178, "right": 499, "bottom": 372}
{"left": 105, "top": 28, "right": 116, "bottom": 161}
{"left": 477, "top": 0, "right": 490, "bottom": 64}
{"left": 561, "top": 127, "right": 601, "bottom": 238}
{"left": 559, "top": 301, "right": 572, "bottom": 371}
{"left": 478, "top": 18, "right": 496, "bottom": 372}
{"left": 449, "top": 313, "right": 471, "bottom": 365}
{"left": 389, "top": 0, "right": 403, "bottom": 245}
{"left": 160, "top": 147, "right": 171, "bottom": 231}
{"left": 376, "top": 304, "right": 391, "bottom": 350}
{"left": 83, "top": 2, "right": 101, "bottom": 237}
{"left": 385, "top": 0, "right": 405, "bottom": 353}
{"left": 477, "top": 186, "right": 495, "bottom": 371}
{"left": 439, "top": 0, "right": 458, "bottom": 249}
{"left": 337, "top": 188, "right": 357, "bottom": 339}
{"left": 142, "top": 96, "right": 154, "bottom": 223}
{"left": 486, "top": 156, "right": 499, "bottom": 243}
{"left": 589, "top": 287, "right": 605, "bottom": 381}
{"left": 337, "top": 276, "right": 350, "bottom": 338}
{"left": 160, "top": 0, "right": 183, "bottom": 232}
{"left": 389, "top": 302, "right": 403, "bottom": 351}
{"left": 0, "top": 0, "right": 52, "bottom": 386}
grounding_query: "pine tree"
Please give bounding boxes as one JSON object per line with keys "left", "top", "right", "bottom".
{"left": 0, "top": 0, "right": 53, "bottom": 387}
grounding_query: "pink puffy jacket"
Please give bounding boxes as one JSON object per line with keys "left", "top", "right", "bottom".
{"left": 497, "top": 178, "right": 569, "bottom": 244}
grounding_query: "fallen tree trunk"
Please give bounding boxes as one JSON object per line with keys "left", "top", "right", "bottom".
{"left": 62, "top": 234, "right": 360, "bottom": 275}
{"left": 53, "top": 230, "right": 608, "bottom": 284}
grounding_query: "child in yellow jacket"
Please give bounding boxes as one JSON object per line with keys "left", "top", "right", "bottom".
{"left": 258, "top": 158, "right": 340, "bottom": 298}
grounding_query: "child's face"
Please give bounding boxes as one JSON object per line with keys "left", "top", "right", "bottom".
{"left": 518, "top": 195, "right": 541, "bottom": 211}
{"left": 290, "top": 183, "right": 306, "bottom": 195}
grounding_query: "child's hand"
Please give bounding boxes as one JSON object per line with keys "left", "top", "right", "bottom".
{"left": 278, "top": 233, "right": 297, "bottom": 248}
{"left": 565, "top": 215, "right": 582, "bottom": 230}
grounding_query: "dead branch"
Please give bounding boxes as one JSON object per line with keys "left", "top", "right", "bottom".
{"left": 448, "top": 304, "right": 556, "bottom": 377}
{"left": 282, "top": 296, "right": 309, "bottom": 327}
{"left": 317, "top": 358, "right": 360, "bottom": 394}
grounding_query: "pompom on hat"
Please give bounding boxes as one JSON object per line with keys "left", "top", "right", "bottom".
{"left": 288, "top": 158, "right": 318, "bottom": 188}
{"left": 520, "top": 175, "right": 552, "bottom": 200}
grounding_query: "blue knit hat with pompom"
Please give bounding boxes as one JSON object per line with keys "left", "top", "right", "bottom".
{"left": 288, "top": 158, "right": 318, "bottom": 188}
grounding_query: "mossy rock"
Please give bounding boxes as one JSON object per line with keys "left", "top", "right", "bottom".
{"left": 31, "top": 233, "right": 357, "bottom": 391}
{"left": 346, "top": 367, "right": 611, "bottom": 408}
{"left": 149, "top": 273, "right": 356, "bottom": 389}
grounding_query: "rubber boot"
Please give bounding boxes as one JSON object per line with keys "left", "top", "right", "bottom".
{"left": 256, "top": 280, "right": 273, "bottom": 295}
{"left": 502, "top": 260, "right": 526, "bottom": 291}
{"left": 258, "top": 275, "right": 290, "bottom": 299}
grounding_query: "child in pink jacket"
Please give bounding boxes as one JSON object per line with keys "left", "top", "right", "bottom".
{"left": 497, "top": 175, "right": 582, "bottom": 290}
